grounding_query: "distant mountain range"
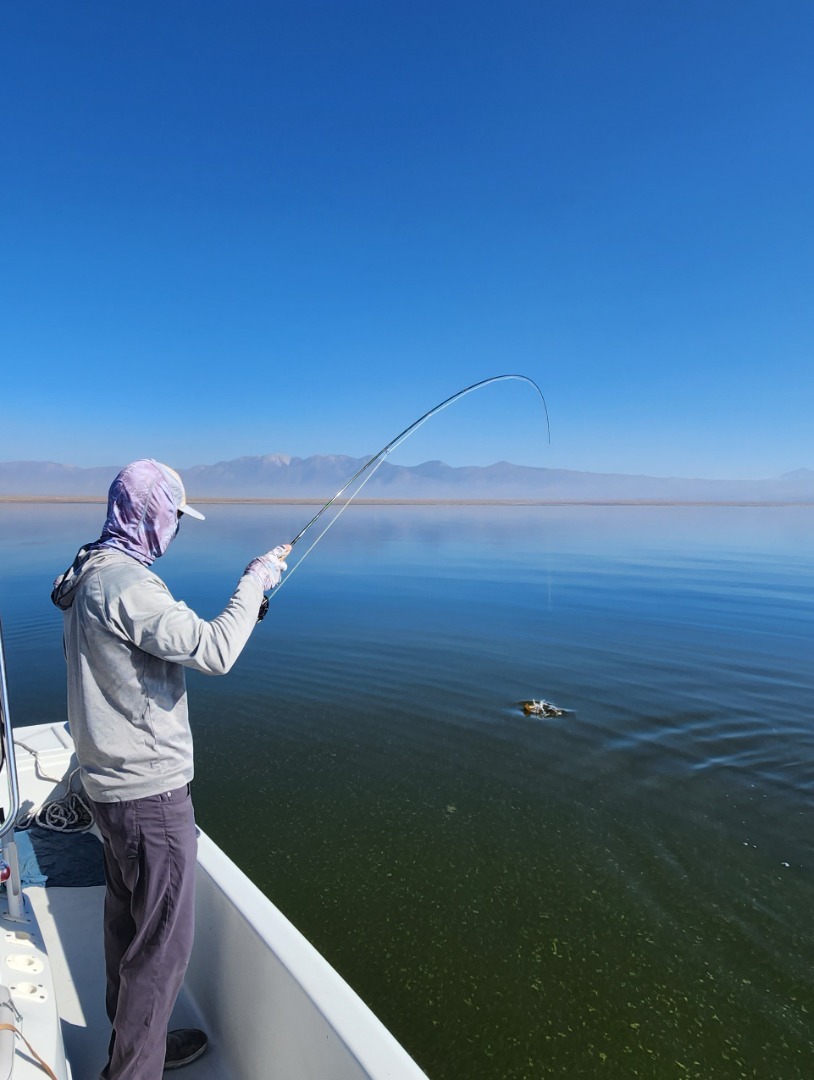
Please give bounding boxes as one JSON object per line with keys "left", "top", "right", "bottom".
{"left": 1, "top": 456, "right": 813, "bottom": 503}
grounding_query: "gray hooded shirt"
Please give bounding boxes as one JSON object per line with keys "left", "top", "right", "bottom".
{"left": 52, "top": 460, "right": 265, "bottom": 802}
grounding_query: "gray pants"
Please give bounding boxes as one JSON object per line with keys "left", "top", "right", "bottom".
{"left": 93, "top": 785, "right": 197, "bottom": 1080}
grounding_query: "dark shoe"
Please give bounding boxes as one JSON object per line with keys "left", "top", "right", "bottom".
{"left": 164, "top": 1028, "right": 208, "bottom": 1070}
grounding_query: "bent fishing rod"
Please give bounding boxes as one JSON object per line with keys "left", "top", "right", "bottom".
{"left": 269, "top": 374, "right": 550, "bottom": 596}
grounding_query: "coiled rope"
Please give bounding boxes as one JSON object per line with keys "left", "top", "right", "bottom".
{"left": 12, "top": 741, "right": 94, "bottom": 833}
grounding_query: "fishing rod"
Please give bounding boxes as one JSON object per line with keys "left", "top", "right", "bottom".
{"left": 260, "top": 375, "right": 548, "bottom": 604}
{"left": 263, "top": 373, "right": 548, "bottom": 600}
{"left": 256, "top": 375, "right": 549, "bottom": 653}
{"left": 289, "top": 374, "right": 549, "bottom": 548}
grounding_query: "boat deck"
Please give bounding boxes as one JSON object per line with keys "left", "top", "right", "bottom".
{"left": 5, "top": 724, "right": 227, "bottom": 1079}
{"left": 26, "top": 884, "right": 225, "bottom": 1079}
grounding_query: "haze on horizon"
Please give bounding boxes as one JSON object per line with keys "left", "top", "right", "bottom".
{"left": 4, "top": 2, "right": 812, "bottom": 482}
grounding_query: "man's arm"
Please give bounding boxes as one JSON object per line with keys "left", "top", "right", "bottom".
{"left": 112, "top": 572, "right": 269, "bottom": 676}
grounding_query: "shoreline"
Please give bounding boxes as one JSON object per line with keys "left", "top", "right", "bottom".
{"left": 2, "top": 496, "right": 812, "bottom": 508}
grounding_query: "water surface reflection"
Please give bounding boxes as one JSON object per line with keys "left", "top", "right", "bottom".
{"left": 2, "top": 503, "right": 812, "bottom": 1078}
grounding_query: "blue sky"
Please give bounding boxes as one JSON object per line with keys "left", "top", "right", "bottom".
{"left": 3, "top": 1, "right": 812, "bottom": 479}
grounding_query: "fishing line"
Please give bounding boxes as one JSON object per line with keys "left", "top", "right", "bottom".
{"left": 270, "top": 373, "right": 549, "bottom": 597}
{"left": 271, "top": 452, "right": 391, "bottom": 593}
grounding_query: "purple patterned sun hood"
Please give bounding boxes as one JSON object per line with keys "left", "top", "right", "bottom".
{"left": 96, "top": 458, "right": 182, "bottom": 567}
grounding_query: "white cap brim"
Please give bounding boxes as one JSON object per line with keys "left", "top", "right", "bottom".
{"left": 180, "top": 504, "right": 206, "bottom": 521}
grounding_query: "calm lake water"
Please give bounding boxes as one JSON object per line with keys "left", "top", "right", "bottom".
{"left": 2, "top": 501, "right": 813, "bottom": 1079}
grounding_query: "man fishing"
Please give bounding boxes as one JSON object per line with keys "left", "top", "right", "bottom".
{"left": 51, "top": 458, "right": 290, "bottom": 1080}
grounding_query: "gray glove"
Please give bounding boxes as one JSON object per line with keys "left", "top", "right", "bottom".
{"left": 245, "top": 545, "right": 290, "bottom": 591}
